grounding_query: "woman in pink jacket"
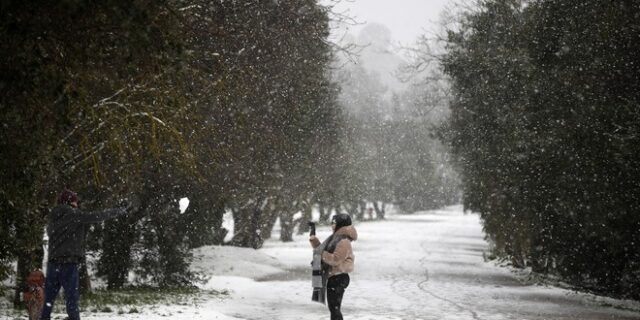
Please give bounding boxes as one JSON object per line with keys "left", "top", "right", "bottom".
{"left": 309, "top": 214, "right": 358, "bottom": 320}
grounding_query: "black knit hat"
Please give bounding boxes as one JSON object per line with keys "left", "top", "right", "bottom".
{"left": 331, "top": 214, "right": 352, "bottom": 231}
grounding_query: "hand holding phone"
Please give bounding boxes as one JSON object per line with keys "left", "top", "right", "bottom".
{"left": 307, "top": 221, "right": 316, "bottom": 236}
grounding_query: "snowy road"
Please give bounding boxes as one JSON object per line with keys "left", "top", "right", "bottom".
{"left": 30, "top": 206, "right": 640, "bottom": 320}
{"left": 338, "top": 207, "right": 640, "bottom": 320}
{"left": 217, "top": 206, "right": 640, "bottom": 320}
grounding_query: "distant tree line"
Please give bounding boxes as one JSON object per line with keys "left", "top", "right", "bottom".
{"left": 332, "top": 39, "right": 460, "bottom": 216}
{"left": 440, "top": 0, "right": 640, "bottom": 299}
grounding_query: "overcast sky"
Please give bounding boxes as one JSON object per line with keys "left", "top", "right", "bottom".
{"left": 326, "top": 0, "right": 454, "bottom": 46}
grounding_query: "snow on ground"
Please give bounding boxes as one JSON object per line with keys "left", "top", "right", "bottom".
{"left": 5, "top": 205, "right": 640, "bottom": 319}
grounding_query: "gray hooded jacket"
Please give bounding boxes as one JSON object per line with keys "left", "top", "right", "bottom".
{"left": 47, "top": 204, "right": 126, "bottom": 263}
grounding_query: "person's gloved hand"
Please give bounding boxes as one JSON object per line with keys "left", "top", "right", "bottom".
{"left": 308, "top": 221, "right": 316, "bottom": 236}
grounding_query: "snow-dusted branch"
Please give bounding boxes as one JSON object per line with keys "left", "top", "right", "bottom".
{"left": 65, "top": 142, "right": 106, "bottom": 166}
{"left": 129, "top": 112, "right": 168, "bottom": 127}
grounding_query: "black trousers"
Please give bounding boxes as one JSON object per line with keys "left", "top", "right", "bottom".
{"left": 327, "top": 273, "right": 350, "bottom": 320}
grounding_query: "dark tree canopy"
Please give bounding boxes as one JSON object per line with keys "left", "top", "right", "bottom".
{"left": 441, "top": 0, "right": 640, "bottom": 299}
{"left": 0, "top": 0, "right": 342, "bottom": 294}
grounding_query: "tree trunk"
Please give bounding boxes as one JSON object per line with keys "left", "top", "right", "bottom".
{"left": 79, "top": 259, "right": 92, "bottom": 294}
{"left": 250, "top": 201, "right": 263, "bottom": 249}
{"left": 14, "top": 246, "right": 44, "bottom": 307}
{"left": 14, "top": 256, "right": 32, "bottom": 308}
{"left": 100, "top": 213, "right": 137, "bottom": 289}
{"left": 13, "top": 209, "right": 45, "bottom": 308}
{"left": 318, "top": 202, "right": 330, "bottom": 223}
{"left": 231, "top": 207, "right": 254, "bottom": 247}
{"left": 347, "top": 202, "right": 360, "bottom": 219}
{"left": 297, "top": 201, "right": 312, "bottom": 235}
{"left": 260, "top": 201, "right": 278, "bottom": 241}
{"left": 230, "top": 197, "right": 267, "bottom": 249}
{"left": 185, "top": 195, "right": 226, "bottom": 247}
{"left": 373, "top": 202, "right": 386, "bottom": 220}
{"left": 280, "top": 210, "right": 294, "bottom": 242}
{"left": 359, "top": 201, "right": 367, "bottom": 220}
{"left": 14, "top": 258, "right": 25, "bottom": 308}
{"left": 352, "top": 202, "right": 363, "bottom": 221}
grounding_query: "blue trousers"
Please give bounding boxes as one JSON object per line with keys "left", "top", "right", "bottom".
{"left": 40, "top": 262, "right": 80, "bottom": 320}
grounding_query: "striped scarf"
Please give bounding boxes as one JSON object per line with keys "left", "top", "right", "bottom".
{"left": 311, "top": 234, "right": 348, "bottom": 304}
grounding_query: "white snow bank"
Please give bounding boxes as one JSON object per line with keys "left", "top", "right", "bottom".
{"left": 191, "top": 245, "right": 285, "bottom": 280}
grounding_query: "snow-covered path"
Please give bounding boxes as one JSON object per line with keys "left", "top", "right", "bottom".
{"left": 215, "top": 206, "right": 640, "bottom": 320}
{"left": 185, "top": 206, "right": 639, "bottom": 320}
{"left": 31, "top": 206, "right": 640, "bottom": 319}
{"left": 340, "top": 207, "right": 640, "bottom": 320}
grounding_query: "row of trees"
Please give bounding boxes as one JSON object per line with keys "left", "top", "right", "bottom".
{"left": 1, "top": 0, "right": 463, "bottom": 306}
{"left": 0, "top": 0, "right": 343, "bottom": 301}
{"left": 440, "top": 0, "right": 640, "bottom": 298}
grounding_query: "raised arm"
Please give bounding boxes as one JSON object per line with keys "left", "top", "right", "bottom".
{"left": 75, "top": 207, "right": 127, "bottom": 223}
{"left": 309, "top": 235, "right": 321, "bottom": 249}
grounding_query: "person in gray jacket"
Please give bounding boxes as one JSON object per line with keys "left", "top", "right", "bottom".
{"left": 40, "top": 189, "right": 130, "bottom": 320}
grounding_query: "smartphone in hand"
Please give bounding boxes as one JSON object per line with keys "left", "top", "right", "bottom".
{"left": 307, "top": 221, "right": 316, "bottom": 236}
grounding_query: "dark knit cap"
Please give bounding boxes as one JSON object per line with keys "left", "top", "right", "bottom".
{"left": 58, "top": 189, "right": 79, "bottom": 205}
{"left": 332, "top": 213, "right": 352, "bottom": 231}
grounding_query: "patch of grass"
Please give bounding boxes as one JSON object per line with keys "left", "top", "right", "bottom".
{"left": 1, "top": 284, "right": 228, "bottom": 317}
{"left": 79, "top": 285, "right": 227, "bottom": 312}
